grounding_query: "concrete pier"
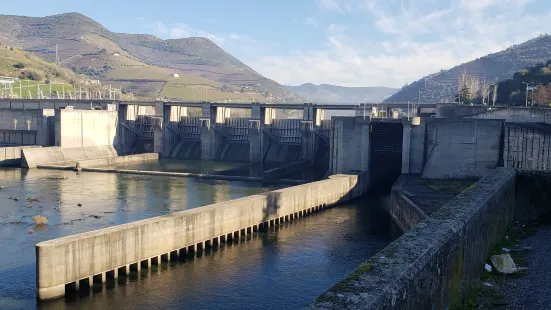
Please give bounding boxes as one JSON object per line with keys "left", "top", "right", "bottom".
{"left": 0, "top": 145, "right": 41, "bottom": 166}
{"left": 36, "top": 172, "right": 368, "bottom": 300}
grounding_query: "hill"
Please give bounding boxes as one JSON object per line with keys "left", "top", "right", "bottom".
{"left": 0, "top": 13, "right": 301, "bottom": 102}
{"left": 385, "top": 35, "right": 551, "bottom": 103}
{"left": 285, "top": 83, "right": 397, "bottom": 104}
{"left": 0, "top": 45, "right": 93, "bottom": 98}
{"left": 495, "top": 59, "right": 551, "bottom": 106}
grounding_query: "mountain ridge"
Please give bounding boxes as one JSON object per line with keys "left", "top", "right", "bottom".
{"left": 285, "top": 83, "right": 397, "bottom": 104}
{"left": 0, "top": 12, "right": 301, "bottom": 102}
{"left": 385, "top": 34, "right": 551, "bottom": 103}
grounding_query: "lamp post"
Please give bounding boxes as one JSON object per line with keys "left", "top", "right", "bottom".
{"left": 521, "top": 82, "right": 532, "bottom": 107}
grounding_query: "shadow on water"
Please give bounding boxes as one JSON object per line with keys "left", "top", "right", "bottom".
{"left": 35, "top": 195, "right": 399, "bottom": 310}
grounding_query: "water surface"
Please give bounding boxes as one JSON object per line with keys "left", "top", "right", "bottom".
{"left": 0, "top": 162, "right": 399, "bottom": 310}
{"left": 0, "top": 165, "right": 278, "bottom": 310}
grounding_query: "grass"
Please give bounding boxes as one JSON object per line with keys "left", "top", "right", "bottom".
{"left": 7, "top": 80, "right": 74, "bottom": 99}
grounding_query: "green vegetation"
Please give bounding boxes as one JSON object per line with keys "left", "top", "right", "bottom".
{"left": 385, "top": 34, "right": 551, "bottom": 103}
{"left": 496, "top": 59, "right": 551, "bottom": 106}
{"left": 8, "top": 80, "right": 74, "bottom": 99}
{"left": 0, "top": 13, "right": 302, "bottom": 102}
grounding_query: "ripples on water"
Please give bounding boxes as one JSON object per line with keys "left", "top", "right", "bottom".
{"left": 0, "top": 160, "right": 399, "bottom": 310}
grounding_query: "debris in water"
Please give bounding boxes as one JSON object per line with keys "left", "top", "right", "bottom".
{"left": 28, "top": 229, "right": 34, "bottom": 234}
{"left": 491, "top": 254, "right": 517, "bottom": 274}
{"left": 77, "top": 203, "right": 82, "bottom": 207}
{"left": 33, "top": 215, "right": 48, "bottom": 226}
{"left": 9, "top": 197, "right": 20, "bottom": 201}
{"left": 0, "top": 185, "right": 5, "bottom": 189}
{"left": 46, "top": 176, "right": 68, "bottom": 180}
{"left": 27, "top": 197, "right": 39, "bottom": 202}
{"left": 89, "top": 215, "right": 102, "bottom": 219}
{"left": 485, "top": 263, "right": 492, "bottom": 272}
{"left": 10, "top": 220, "right": 21, "bottom": 224}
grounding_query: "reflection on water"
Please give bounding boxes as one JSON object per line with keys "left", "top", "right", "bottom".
{"left": 0, "top": 166, "right": 279, "bottom": 310}
{"left": 37, "top": 195, "right": 398, "bottom": 310}
{"left": 109, "top": 159, "right": 325, "bottom": 182}
{"left": 0, "top": 163, "right": 399, "bottom": 310}
{"left": 107, "top": 159, "right": 251, "bottom": 175}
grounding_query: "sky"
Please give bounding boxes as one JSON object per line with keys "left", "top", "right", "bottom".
{"left": 2, "top": 0, "right": 551, "bottom": 88}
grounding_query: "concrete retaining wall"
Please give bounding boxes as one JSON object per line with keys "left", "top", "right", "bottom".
{"left": 436, "top": 104, "right": 490, "bottom": 118}
{"left": 515, "top": 170, "right": 551, "bottom": 223}
{"left": 55, "top": 109, "right": 118, "bottom": 148}
{"left": 504, "top": 123, "right": 551, "bottom": 171}
{"left": 420, "top": 118, "right": 504, "bottom": 179}
{"left": 75, "top": 153, "right": 159, "bottom": 168}
{"left": 0, "top": 145, "right": 41, "bottom": 166}
{"left": 330, "top": 116, "right": 370, "bottom": 174}
{"left": 312, "top": 168, "right": 516, "bottom": 310}
{"left": 22, "top": 146, "right": 118, "bottom": 168}
{"left": 36, "top": 172, "right": 369, "bottom": 300}
{"left": 389, "top": 176, "right": 429, "bottom": 232}
{"left": 467, "top": 107, "right": 551, "bottom": 124}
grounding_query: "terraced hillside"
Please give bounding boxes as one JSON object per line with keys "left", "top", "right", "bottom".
{"left": 385, "top": 35, "right": 551, "bottom": 103}
{"left": 0, "top": 13, "right": 301, "bottom": 102}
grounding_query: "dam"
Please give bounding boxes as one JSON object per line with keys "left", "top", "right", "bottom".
{"left": 0, "top": 98, "right": 550, "bottom": 309}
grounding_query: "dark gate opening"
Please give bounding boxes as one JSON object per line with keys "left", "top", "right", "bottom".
{"left": 369, "top": 121, "right": 403, "bottom": 191}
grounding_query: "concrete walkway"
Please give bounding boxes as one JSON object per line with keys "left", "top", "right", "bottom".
{"left": 505, "top": 226, "right": 551, "bottom": 309}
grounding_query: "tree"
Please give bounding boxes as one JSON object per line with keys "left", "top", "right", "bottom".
{"left": 491, "top": 82, "right": 498, "bottom": 105}
{"left": 479, "top": 77, "right": 490, "bottom": 105}
{"left": 466, "top": 75, "right": 480, "bottom": 103}
{"left": 457, "top": 71, "right": 468, "bottom": 104}
{"left": 534, "top": 84, "right": 551, "bottom": 105}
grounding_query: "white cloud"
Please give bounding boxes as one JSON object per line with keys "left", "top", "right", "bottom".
{"left": 306, "top": 17, "right": 318, "bottom": 26}
{"left": 142, "top": 1, "right": 551, "bottom": 88}
{"left": 317, "top": 0, "right": 344, "bottom": 12}
{"left": 248, "top": 0, "right": 551, "bottom": 87}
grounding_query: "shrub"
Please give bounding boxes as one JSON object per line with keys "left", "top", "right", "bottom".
{"left": 33, "top": 215, "right": 48, "bottom": 226}
{"left": 44, "top": 79, "right": 51, "bottom": 84}
{"left": 27, "top": 71, "right": 42, "bottom": 81}
{"left": 13, "top": 62, "right": 25, "bottom": 69}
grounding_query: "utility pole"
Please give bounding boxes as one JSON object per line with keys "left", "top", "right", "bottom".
{"left": 55, "top": 44, "right": 60, "bottom": 66}
{"left": 522, "top": 82, "right": 530, "bottom": 107}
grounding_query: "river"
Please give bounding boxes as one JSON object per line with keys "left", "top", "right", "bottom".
{"left": 0, "top": 160, "right": 399, "bottom": 310}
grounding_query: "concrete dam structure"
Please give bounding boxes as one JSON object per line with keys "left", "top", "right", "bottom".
{"left": 1, "top": 98, "right": 550, "bottom": 307}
